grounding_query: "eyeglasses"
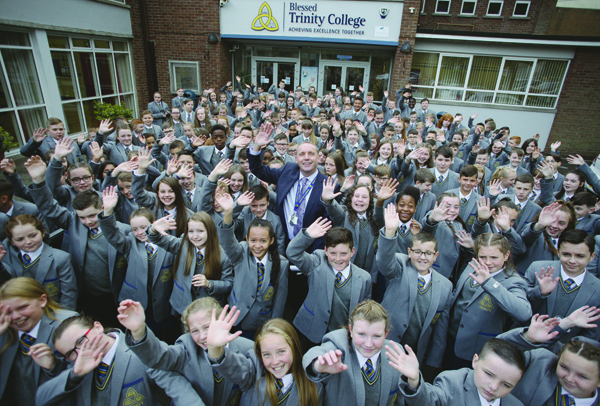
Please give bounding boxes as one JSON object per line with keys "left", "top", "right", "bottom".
{"left": 275, "top": 143, "right": 288, "bottom": 147}
{"left": 409, "top": 249, "right": 436, "bottom": 259}
{"left": 58, "top": 327, "right": 92, "bottom": 362}
{"left": 70, "top": 175, "right": 92, "bottom": 184}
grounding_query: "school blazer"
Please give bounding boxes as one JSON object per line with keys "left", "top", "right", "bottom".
{"left": 377, "top": 232, "right": 453, "bottom": 367}
{"left": 101, "top": 142, "right": 142, "bottom": 166}
{"left": 45, "top": 157, "right": 102, "bottom": 211}
{"left": 414, "top": 192, "right": 436, "bottom": 224}
{"left": 2, "top": 243, "right": 77, "bottom": 310}
{"left": 148, "top": 232, "right": 233, "bottom": 315}
{"left": 514, "top": 223, "right": 559, "bottom": 275}
{"left": 589, "top": 235, "right": 600, "bottom": 277}
{"left": 302, "top": 329, "right": 402, "bottom": 406}
{"left": 399, "top": 368, "right": 524, "bottom": 406}
{"left": 28, "top": 181, "right": 130, "bottom": 301}
{"left": 217, "top": 222, "right": 289, "bottom": 324}
{"left": 322, "top": 198, "right": 379, "bottom": 280}
{"left": 447, "top": 188, "right": 479, "bottom": 231}
{"left": 339, "top": 109, "right": 368, "bottom": 125}
{"left": 422, "top": 215, "right": 465, "bottom": 279}
{"left": 98, "top": 213, "right": 174, "bottom": 323}
{"left": 148, "top": 100, "right": 169, "bottom": 125}
{"left": 451, "top": 265, "right": 532, "bottom": 360}
{"left": 492, "top": 193, "right": 542, "bottom": 234}
{"left": 185, "top": 145, "right": 236, "bottom": 176}
{"left": 524, "top": 260, "right": 600, "bottom": 340}
{"left": 131, "top": 172, "right": 194, "bottom": 224}
{"left": 248, "top": 151, "right": 329, "bottom": 247}
{"left": 20, "top": 135, "right": 82, "bottom": 165}
{"left": 0, "top": 310, "right": 77, "bottom": 401}
{"left": 286, "top": 230, "right": 372, "bottom": 343}
{"left": 333, "top": 133, "right": 371, "bottom": 167}
{"left": 0, "top": 199, "right": 42, "bottom": 241}
{"left": 36, "top": 331, "right": 167, "bottom": 406}
{"left": 126, "top": 327, "right": 254, "bottom": 406}
{"left": 428, "top": 169, "right": 460, "bottom": 197}
{"left": 232, "top": 206, "right": 286, "bottom": 255}
{"left": 577, "top": 213, "right": 600, "bottom": 236}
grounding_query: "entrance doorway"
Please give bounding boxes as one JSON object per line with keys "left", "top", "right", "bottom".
{"left": 253, "top": 58, "right": 299, "bottom": 93}
{"left": 318, "top": 61, "right": 370, "bottom": 97}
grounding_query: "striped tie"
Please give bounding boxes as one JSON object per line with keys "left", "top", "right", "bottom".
{"left": 145, "top": 243, "right": 155, "bottom": 259}
{"left": 185, "top": 190, "right": 193, "bottom": 207}
{"left": 563, "top": 278, "right": 577, "bottom": 292}
{"left": 335, "top": 271, "right": 343, "bottom": 287}
{"left": 529, "top": 192, "right": 537, "bottom": 202}
{"left": 399, "top": 224, "right": 407, "bottom": 234}
{"left": 249, "top": 174, "right": 256, "bottom": 182}
{"left": 358, "top": 217, "right": 368, "bottom": 227}
{"left": 97, "top": 362, "right": 109, "bottom": 385}
{"left": 363, "top": 359, "right": 376, "bottom": 385}
{"left": 124, "top": 146, "right": 131, "bottom": 155}
{"left": 20, "top": 333, "right": 35, "bottom": 355}
{"left": 257, "top": 262, "right": 265, "bottom": 291}
{"left": 418, "top": 277, "right": 426, "bottom": 293}
{"left": 22, "top": 254, "right": 32, "bottom": 266}
{"left": 460, "top": 197, "right": 467, "bottom": 204}
{"left": 561, "top": 394, "right": 575, "bottom": 406}
{"left": 213, "top": 368, "right": 223, "bottom": 383}
{"left": 517, "top": 202, "right": 523, "bottom": 211}
{"left": 216, "top": 150, "right": 224, "bottom": 159}
{"left": 275, "top": 378, "right": 284, "bottom": 401}
{"left": 196, "top": 250, "right": 204, "bottom": 266}
{"left": 89, "top": 228, "right": 102, "bottom": 239}
{"left": 438, "top": 175, "right": 443, "bottom": 183}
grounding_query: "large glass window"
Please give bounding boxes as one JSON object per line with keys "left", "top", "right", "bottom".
{"left": 169, "top": 61, "right": 200, "bottom": 93}
{"left": 410, "top": 51, "right": 569, "bottom": 109}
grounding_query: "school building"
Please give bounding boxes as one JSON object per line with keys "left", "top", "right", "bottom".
{"left": 1, "top": 0, "right": 599, "bottom": 158}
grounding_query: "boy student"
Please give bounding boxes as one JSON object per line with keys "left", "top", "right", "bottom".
{"left": 413, "top": 169, "right": 437, "bottom": 224}
{"left": 430, "top": 145, "right": 460, "bottom": 196}
{"left": 573, "top": 191, "right": 600, "bottom": 235}
{"left": 24, "top": 156, "right": 130, "bottom": 328}
{"left": 286, "top": 217, "right": 371, "bottom": 345}
{"left": 501, "top": 148, "right": 528, "bottom": 176}
{"left": 141, "top": 109, "right": 163, "bottom": 139}
{"left": 448, "top": 142, "right": 465, "bottom": 173}
{"left": 0, "top": 178, "right": 43, "bottom": 240}
{"left": 524, "top": 229, "right": 600, "bottom": 341}
{"left": 391, "top": 338, "right": 526, "bottom": 406}
{"left": 172, "top": 87, "right": 185, "bottom": 109}
{"left": 180, "top": 98, "right": 196, "bottom": 124}
{"left": 20, "top": 118, "right": 82, "bottom": 165}
{"left": 378, "top": 208, "right": 453, "bottom": 368}
{"left": 340, "top": 96, "right": 368, "bottom": 124}
{"left": 447, "top": 165, "right": 480, "bottom": 231}
{"left": 100, "top": 161, "right": 139, "bottom": 224}
{"left": 186, "top": 124, "right": 235, "bottom": 175}
{"left": 270, "top": 133, "right": 295, "bottom": 164}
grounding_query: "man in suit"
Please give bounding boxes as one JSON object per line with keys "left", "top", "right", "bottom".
{"left": 20, "top": 118, "right": 82, "bottom": 165}
{"left": 172, "top": 88, "right": 185, "bottom": 109}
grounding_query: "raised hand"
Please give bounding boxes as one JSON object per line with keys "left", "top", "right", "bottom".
{"left": 429, "top": 200, "right": 451, "bottom": 223}
{"left": 191, "top": 135, "right": 207, "bottom": 148}
{"left": 385, "top": 342, "right": 420, "bottom": 389}
{"left": 550, "top": 141, "right": 562, "bottom": 152}
{"left": 150, "top": 215, "right": 177, "bottom": 236}
{"left": 166, "top": 157, "right": 180, "bottom": 176}
{"left": 561, "top": 306, "right": 600, "bottom": 331}
{"left": 495, "top": 206, "right": 512, "bottom": 232}
{"left": 53, "top": 137, "right": 75, "bottom": 160}
{"left": 321, "top": 177, "right": 341, "bottom": 203}
{"left": 136, "top": 147, "right": 155, "bottom": 173}
{"left": 306, "top": 217, "right": 333, "bottom": 239}
{"left": 207, "top": 306, "right": 242, "bottom": 359}
{"left": 72, "top": 333, "right": 109, "bottom": 376}
{"left": 229, "top": 135, "right": 252, "bottom": 149}
{"left": 98, "top": 119, "right": 112, "bottom": 134}
{"left": 456, "top": 230, "right": 474, "bottom": 249}
{"left": 488, "top": 179, "right": 503, "bottom": 197}
{"left": 376, "top": 178, "right": 399, "bottom": 205}
{"left": 176, "top": 164, "right": 194, "bottom": 181}
{"left": 30, "top": 343, "right": 57, "bottom": 370}
{"left": 471, "top": 144, "right": 481, "bottom": 154}
{"left": 476, "top": 197, "right": 492, "bottom": 222}
{"left": 409, "top": 219, "right": 422, "bottom": 235}
{"left": 0, "top": 304, "right": 11, "bottom": 336}
{"left": 523, "top": 314, "right": 560, "bottom": 344}
{"left": 566, "top": 154, "right": 585, "bottom": 167}
{"left": 313, "top": 349, "right": 348, "bottom": 375}
{"left": 77, "top": 132, "right": 86, "bottom": 144}
{"left": 24, "top": 156, "right": 47, "bottom": 183}
{"left": 340, "top": 175, "right": 356, "bottom": 193}
{"left": 90, "top": 141, "right": 103, "bottom": 163}
{"left": 384, "top": 203, "right": 400, "bottom": 237}
{"left": 536, "top": 203, "right": 561, "bottom": 230}
{"left": 531, "top": 146, "right": 542, "bottom": 161}
{"left": 326, "top": 139, "right": 334, "bottom": 152}
{"left": 102, "top": 186, "right": 119, "bottom": 215}
{"left": 32, "top": 127, "right": 47, "bottom": 142}
{"left": 469, "top": 257, "right": 491, "bottom": 285}
{"left": 537, "top": 160, "right": 554, "bottom": 179}
{"left": 396, "top": 139, "right": 407, "bottom": 158}
{"left": 116, "top": 300, "right": 146, "bottom": 341}
{"left": 253, "top": 122, "right": 274, "bottom": 151}
{"left": 159, "top": 133, "right": 176, "bottom": 145}
{"left": 0, "top": 158, "right": 16, "bottom": 174}
{"left": 209, "top": 159, "right": 233, "bottom": 182}
{"left": 534, "top": 266, "right": 559, "bottom": 296}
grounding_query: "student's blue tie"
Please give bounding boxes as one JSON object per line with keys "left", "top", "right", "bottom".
{"left": 22, "top": 254, "right": 32, "bottom": 266}
{"left": 196, "top": 250, "right": 204, "bottom": 266}
{"left": 517, "top": 202, "right": 523, "bottom": 211}
{"left": 363, "top": 359, "right": 377, "bottom": 385}
{"left": 437, "top": 175, "right": 443, "bottom": 183}
{"left": 185, "top": 190, "right": 193, "bottom": 207}
{"left": 418, "top": 277, "right": 427, "bottom": 294}
{"left": 335, "top": 271, "right": 343, "bottom": 288}
{"left": 563, "top": 278, "right": 577, "bottom": 292}
{"left": 400, "top": 224, "right": 408, "bottom": 234}
{"left": 216, "top": 150, "right": 224, "bottom": 159}
{"left": 89, "top": 228, "right": 102, "bottom": 239}
{"left": 561, "top": 394, "right": 575, "bottom": 406}
{"left": 249, "top": 173, "right": 256, "bottom": 182}
{"left": 460, "top": 197, "right": 467, "bottom": 204}
{"left": 358, "top": 217, "right": 368, "bottom": 227}
{"left": 124, "top": 146, "right": 131, "bottom": 155}
{"left": 529, "top": 191, "right": 537, "bottom": 202}
{"left": 257, "top": 262, "right": 265, "bottom": 291}
{"left": 145, "top": 243, "right": 155, "bottom": 259}
{"left": 213, "top": 368, "right": 223, "bottom": 383}
{"left": 97, "top": 362, "right": 109, "bottom": 385}
{"left": 20, "top": 333, "right": 35, "bottom": 355}
{"left": 275, "top": 378, "right": 284, "bottom": 401}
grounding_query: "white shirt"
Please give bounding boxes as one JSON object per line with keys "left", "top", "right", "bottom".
{"left": 398, "top": 220, "right": 412, "bottom": 233}
{"left": 332, "top": 264, "right": 351, "bottom": 284}
{"left": 6, "top": 205, "right": 13, "bottom": 216}
{"left": 477, "top": 391, "right": 500, "bottom": 406}
{"left": 195, "top": 246, "right": 206, "bottom": 259}
{"left": 560, "top": 265, "right": 586, "bottom": 286}
{"left": 355, "top": 348, "right": 381, "bottom": 372}
{"left": 279, "top": 373, "right": 294, "bottom": 394}
{"left": 99, "top": 332, "right": 119, "bottom": 368}
{"left": 19, "top": 319, "right": 41, "bottom": 339}
{"left": 434, "top": 168, "right": 448, "bottom": 182}
{"left": 459, "top": 190, "right": 472, "bottom": 202}
{"left": 418, "top": 270, "right": 432, "bottom": 286}
{"left": 561, "top": 387, "right": 598, "bottom": 406}
{"left": 20, "top": 242, "right": 44, "bottom": 264}
{"left": 514, "top": 195, "right": 528, "bottom": 209}
{"left": 283, "top": 170, "right": 319, "bottom": 239}
{"left": 184, "top": 187, "right": 196, "bottom": 201}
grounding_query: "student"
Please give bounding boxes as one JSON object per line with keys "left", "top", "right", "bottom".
{"left": 323, "top": 151, "right": 347, "bottom": 186}
{"left": 487, "top": 167, "right": 517, "bottom": 199}
{"left": 321, "top": 178, "right": 379, "bottom": 281}
{"left": 501, "top": 148, "right": 528, "bottom": 176}
{"left": 344, "top": 150, "right": 371, "bottom": 183}
{"left": 567, "top": 153, "right": 600, "bottom": 197}
{"left": 292, "top": 119, "right": 318, "bottom": 147}
{"left": 524, "top": 229, "right": 600, "bottom": 341}
{"left": 286, "top": 217, "right": 371, "bottom": 345}
{"left": 391, "top": 338, "right": 526, "bottom": 405}
{"left": 0, "top": 179, "right": 42, "bottom": 241}
{"left": 1, "top": 214, "right": 77, "bottom": 309}
{"left": 554, "top": 169, "right": 588, "bottom": 202}
{"left": 446, "top": 233, "right": 531, "bottom": 367}
{"left": 99, "top": 161, "right": 140, "bottom": 224}
{"left": 472, "top": 197, "right": 526, "bottom": 256}
{"left": 193, "top": 106, "right": 213, "bottom": 131}
{"left": 148, "top": 211, "right": 233, "bottom": 315}
{"left": 36, "top": 314, "right": 185, "bottom": 405}
{"left": 334, "top": 124, "right": 371, "bottom": 167}
{"left": 339, "top": 96, "right": 367, "bottom": 124}
{"left": 572, "top": 191, "right": 600, "bottom": 235}
{"left": 25, "top": 156, "right": 129, "bottom": 328}
{"left": 119, "top": 297, "right": 254, "bottom": 405}
{"left": 498, "top": 311, "right": 600, "bottom": 406}
{"left": 20, "top": 118, "right": 82, "bottom": 165}
{"left": 447, "top": 165, "right": 480, "bottom": 231}
{"left": 372, "top": 140, "right": 394, "bottom": 166}
{"left": 486, "top": 140, "right": 510, "bottom": 171}
{"left": 141, "top": 110, "right": 163, "bottom": 139}
{"left": 378, "top": 206, "right": 453, "bottom": 368}
{"left": 214, "top": 188, "right": 289, "bottom": 336}
{"left": 99, "top": 187, "right": 177, "bottom": 343}
{"left": 429, "top": 145, "right": 460, "bottom": 196}
{"left": 271, "top": 133, "right": 296, "bottom": 164}
{"left": 148, "top": 91, "right": 170, "bottom": 126}
{"left": 413, "top": 169, "right": 436, "bottom": 224}
{"left": 516, "top": 201, "right": 577, "bottom": 275}
{"left": 0, "top": 277, "right": 77, "bottom": 404}
{"left": 302, "top": 300, "right": 402, "bottom": 406}
{"left": 97, "top": 124, "right": 141, "bottom": 165}
{"left": 186, "top": 124, "right": 235, "bottom": 175}
{"left": 447, "top": 142, "right": 465, "bottom": 173}
{"left": 223, "top": 164, "right": 248, "bottom": 201}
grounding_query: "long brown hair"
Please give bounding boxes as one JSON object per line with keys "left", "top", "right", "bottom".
{"left": 343, "top": 185, "right": 378, "bottom": 236}
{"left": 532, "top": 200, "right": 576, "bottom": 256}
{"left": 174, "top": 212, "right": 222, "bottom": 279}
{"left": 254, "top": 319, "right": 319, "bottom": 406}
{"left": 156, "top": 177, "right": 188, "bottom": 236}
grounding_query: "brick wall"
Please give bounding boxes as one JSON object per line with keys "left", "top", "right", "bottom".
{"left": 547, "top": 47, "right": 600, "bottom": 160}
{"left": 389, "top": 0, "right": 422, "bottom": 96}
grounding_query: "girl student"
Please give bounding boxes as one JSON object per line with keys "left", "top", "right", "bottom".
{"left": 99, "top": 186, "right": 177, "bottom": 343}
{"left": 214, "top": 188, "right": 289, "bottom": 338}
{"left": 553, "top": 169, "right": 588, "bottom": 202}
{"left": 131, "top": 147, "right": 193, "bottom": 237}
{"left": 520, "top": 137, "right": 539, "bottom": 168}
{"left": 193, "top": 105, "right": 213, "bottom": 131}
{"left": 1, "top": 215, "right": 77, "bottom": 310}
{"left": 199, "top": 159, "right": 247, "bottom": 225}
{"left": 292, "top": 119, "right": 319, "bottom": 146}
{"left": 422, "top": 192, "right": 474, "bottom": 281}
{"left": 445, "top": 233, "right": 532, "bottom": 369}
{"left": 206, "top": 306, "right": 322, "bottom": 406}
{"left": 373, "top": 139, "right": 394, "bottom": 166}
{"left": 472, "top": 196, "right": 526, "bottom": 256}
{"left": 486, "top": 166, "right": 517, "bottom": 198}
{"left": 302, "top": 300, "right": 402, "bottom": 406}
{"left": 497, "top": 308, "right": 600, "bottom": 406}
{"left": 223, "top": 164, "right": 249, "bottom": 200}
{"left": 344, "top": 149, "right": 371, "bottom": 181}
{"left": 398, "top": 143, "right": 435, "bottom": 189}
{"left": 0, "top": 277, "right": 77, "bottom": 404}
{"left": 148, "top": 210, "right": 233, "bottom": 315}
{"left": 119, "top": 297, "right": 254, "bottom": 406}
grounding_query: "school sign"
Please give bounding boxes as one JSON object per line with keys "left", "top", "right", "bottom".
{"left": 220, "top": 0, "right": 404, "bottom": 46}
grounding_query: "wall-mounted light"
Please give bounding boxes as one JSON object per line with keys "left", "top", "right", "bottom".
{"left": 208, "top": 33, "right": 219, "bottom": 44}
{"left": 400, "top": 41, "right": 412, "bottom": 54}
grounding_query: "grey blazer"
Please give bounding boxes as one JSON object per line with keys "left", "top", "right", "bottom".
{"left": 286, "top": 230, "right": 372, "bottom": 343}
{"left": 333, "top": 132, "right": 371, "bottom": 167}
{"left": 447, "top": 188, "right": 479, "bottom": 231}
{"left": 126, "top": 327, "right": 254, "bottom": 406}
{"left": 0, "top": 199, "right": 43, "bottom": 241}
{"left": 302, "top": 329, "right": 401, "bottom": 406}
{"left": 429, "top": 169, "right": 460, "bottom": 197}
{"left": 422, "top": 215, "right": 466, "bottom": 279}
{"left": 451, "top": 265, "right": 532, "bottom": 360}
{"left": 524, "top": 260, "right": 600, "bottom": 340}
{"left": 101, "top": 141, "right": 142, "bottom": 165}
{"left": 514, "top": 223, "right": 559, "bottom": 275}
{"left": 471, "top": 221, "right": 526, "bottom": 256}
{"left": 377, "top": 231, "right": 453, "bottom": 367}
{"left": 232, "top": 206, "right": 286, "bottom": 255}
{"left": 148, "top": 100, "right": 170, "bottom": 126}
{"left": 45, "top": 157, "right": 102, "bottom": 211}
{"left": 340, "top": 109, "right": 368, "bottom": 125}
{"left": 492, "top": 193, "right": 542, "bottom": 234}
{"left": 217, "top": 221, "right": 289, "bottom": 329}
{"left": 399, "top": 368, "right": 524, "bottom": 405}
{"left": 20, "top": 135, "right": 82, "bottom": 165}
{"left": 414, "top": 192, "right": 436, "bottom": 224}
{"left": 576, "top": 213, "right": 600, "bottom": 236}
{"left": 185, "top": 144, "right": 236, "bottom": 175}
{"left": 99, "top": 212, "right": 174, "bottom": 323}
{"left": 148, "top": 232, "right": 233, "bottom": 315}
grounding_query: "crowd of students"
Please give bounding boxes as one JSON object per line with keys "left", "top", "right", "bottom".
{"left": 1, "top": 78, "right": 600, "bottom": 405}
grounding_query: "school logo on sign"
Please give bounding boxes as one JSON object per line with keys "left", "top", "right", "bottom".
{"left": 252, "top": 2, "right": 279, "bottom": 32}
{"left": 379, "top": 8, "right": 389, "bottom": 18}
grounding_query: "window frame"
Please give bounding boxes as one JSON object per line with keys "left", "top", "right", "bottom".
{"left": 486, "top": 0, "right": 503, "bottom": 16}
{"left": 460, "top": 0, "right": 478, "bottom": 15}
{"left": 435, "top": 0, "right": 452, "bottom": 14}
{"left": 169, "top": 60, "right": 201, "bottom": 93}
{"left": 513, "top": 0, "right": 530, "bottom": 17}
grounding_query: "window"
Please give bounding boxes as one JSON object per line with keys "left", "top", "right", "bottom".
{"left": 169, "top": 61, "right": 200, "bottom": 93}
{"left": 410, "top": 51, "right": 569, "bottom": 109}
{"left": 421, "top": 0, "right": 427, "bottom": 13}
{"left": 513, "top": 0, "right": 530, "bottom": 16}
{"left": 435, "top": 0, "right": 451, "bottom": 13}
{"left": 461, "top": 0, "right": 477, "bottom": 15}
{"left": 49, "top": 35, "right": 135, "bottom": 135}
{"left": 487, "top": 0, "right": 503, "bottom": 15}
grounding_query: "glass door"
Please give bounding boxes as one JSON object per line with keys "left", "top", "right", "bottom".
{"left": 277, "top": 63, "right": 296, "bottom": 93}
{"left": 319, "top": 61, "right": 370, "bottom": 97}
{"left": 323, "top": 66, "right": 342, "bottom": 96}
{"left": 254, "top": 59, "right": 299, "bottom": 92}
{"left": 345, "top": 67, "right": 365, "bottom": 95}
{"left": 256, "top": 61, "right": 274, "bottom": 90}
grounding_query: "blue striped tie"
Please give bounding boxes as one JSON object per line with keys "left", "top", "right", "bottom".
{"left": 561, "top": 394, "right": 575, "bottom": 406}
{"left": 124, "top": 146, "right": 131, "bottom": 155}
{"left": 216, "top": 150, "right": 224, "bottom": 159}
{"left": 438, "top": 175, "right": 443, "bottom": 183}
{"left": 358, "top": 217, "right": 368, "bottom": 227}
{"left": 564, "top": 278, "right": 576, "bottom": 292}
{"left": 213, "top": 368, "right": 223, "bottom": 383}
{"left": 335, "top": 271, "right": 343, "bottom": 287}
{"left": 185, "top": 190, "right": 192, "bottom": 207}
{"left": 20, "top": 333, "right": 35, "bottom": 355}
{"left": 22, "top": 254, "right": 32, "bottom": 266}
{"left": 89, "top": 228, "right": 102, "bottom": 239}
{"left": 97, "top": 362, "right": 109, "bottom": 385}
{"left": 400, "top": 224, "right": 407, "bottom": 234}
{"left": 145, "top": 243, "right": 155, "bottom": 259}
{"left": 257, "top": 262, "right": 265, "bottom": 291}
{"left": 363, "top": 359, "right": 376, "bottom": 385}
{"left": 460, "top": 197, "right": 467, "bottom": 204}
{"left": 418, "top": 277, "right": 426, "bottom": 293}
{"left": 275, "top": 378, "right": 284, "bottom": 401}
{"left": 196, "top": 250, "right": 204, "bottom": 266}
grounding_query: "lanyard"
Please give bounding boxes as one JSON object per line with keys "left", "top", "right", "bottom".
{"left": 294, "top": 178, "right": 315, "bottom": 211}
